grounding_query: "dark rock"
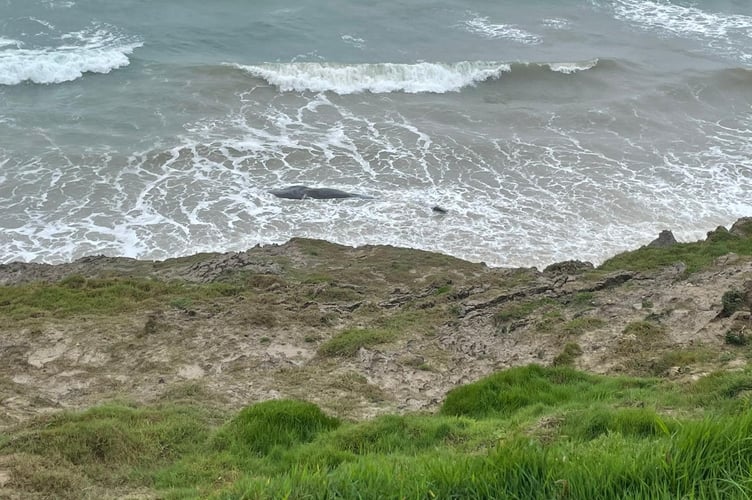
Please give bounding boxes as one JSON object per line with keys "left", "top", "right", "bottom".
{"left": 543, "top": 260, "right": 595, "bottom": 275}
{"left": 706, "top": 226, "right": 732, "bottom": 242}
{"left": 582, "top": 271, "right": 636, "bottom": 292}
{"left": 647, "top": 230, "right": 677, "bottom": 248}
{"left": 184, "top": 252, "right": 282, "bottom": 282}
{"left": 730, "top": 218, "right": 752, "bottom": 238}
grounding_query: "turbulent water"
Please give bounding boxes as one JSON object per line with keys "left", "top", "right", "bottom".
{"left": 1, "top": 0, "right": 751, "bottom": 267}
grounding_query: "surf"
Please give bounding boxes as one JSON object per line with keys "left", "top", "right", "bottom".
{"left": 227, "top": 59, "right": 602, "bottom": 94}
{"left": 0, "top": 25, "right": 142, "bottom": 85}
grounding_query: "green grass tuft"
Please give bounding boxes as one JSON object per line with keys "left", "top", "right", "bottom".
{"left": 493, "top": 299, "right": 555, "bottom": 326}
{"left": 623, "top": 320, "right": 664, "bottom": 338}
{"left": 562, "top": 316, "right": 606, "bottom": 335}
{"left": 212, "top": 399, "right": 340, "bottom": 458}
{"left": 721, "top": 289, "right": 746, "bottom": 317}
{"left": 317, "top": 328, "right": 397, "bottom": 356}
{"left": 552, "top": 342, "right": 583, "bottom": 367}
{"left": 440, "top": 365, "right": 647, "bottom": 418}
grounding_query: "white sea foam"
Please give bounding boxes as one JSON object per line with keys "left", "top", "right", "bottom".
{"left": 546, "top": 59, "right": 599, "bottom": 74}
{"left": 610, "top": 0, "right": 752, "bottom": 38}
{"left": 340, "top": 34, "right": 365, "bottom": 49}
{"left": 0, "top": 26, "right": 142, "bottom": 85}
{"left": 0, "top": 37, "right": 21, "bottom": 49}
{"left": 28, "top": 16, "right": 56, "bottom": 31}
{"left": 230, "top": 61, "right": 511, "bottom": 94}
{"left": 542, "top": 18, "right": 571, "bottom": 30}
{"left": 43, "top": 0, "right": 76, "bottom": 8}
{"left": 603, "top": 0, "right": 752, "bottom": 62}
{"left": 462, "top": 13, "right": 542, "bottom": 44}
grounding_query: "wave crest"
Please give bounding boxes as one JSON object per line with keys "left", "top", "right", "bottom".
{"left": 0, "top": 26, "right": 142, "bottom": 85}
{"left": 229, "top": 59, "right": 600, "bottom": 94}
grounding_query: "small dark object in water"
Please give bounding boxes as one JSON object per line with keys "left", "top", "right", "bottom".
{"left": 432, "top": 206, "right": 448, "bottom": 214}
{"left": 269, "top": 185, "right": 372, "bottom": 200}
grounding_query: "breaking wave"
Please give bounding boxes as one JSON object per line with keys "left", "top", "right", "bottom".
{"left": 0, "top": 25, "right": 142, "bottom": 85}
{"left": 228, "top": 59, "right": 600, "bottom": 94}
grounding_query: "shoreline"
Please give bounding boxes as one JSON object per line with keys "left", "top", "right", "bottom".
{"left": 1, "top": 216, "right": 748, "bottom": 278}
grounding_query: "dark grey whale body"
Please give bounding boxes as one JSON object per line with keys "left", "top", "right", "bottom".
{"left": 269, "top": 185, "right": 448, "bottom": 213}
{"left": 269, "top": 185, "right": 373, "bottom": 200}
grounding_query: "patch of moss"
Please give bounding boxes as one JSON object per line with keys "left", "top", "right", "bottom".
{"left": 493, "top": 299, "right": 555, "bottom": 326}
{"left": 623, "top": 321, "right": 664, "bottom": 338}
{"left": 329, "top": 372, "right": 388, "bottom": 403}
{"left": 535, "top": 309, "right": 565, "bottom": 332}
{"left": 244, "top": 310, "right": 279, "bottom": 328}
{"left": 570, "top": 291, "right": 596, "bottom": 307}
{"left": 318, "top": 328, "right": 397, "bottom": 357}
{"left": 725, "top": 329, "right": 749, "bottom": 346}
{"left": 721, "top": 289, "right": 745, "bottom": 318}
{"left": 563, "top": 316, "right": 606, "bottom": 335}
{"left": 651, "top": 348, "right": 717, "bottom": 376}
{"left": 552, "top": 342, "right": 583, "bottom": 367}
{"left": 308, "top": 284, "right": 362, "bottom": 302}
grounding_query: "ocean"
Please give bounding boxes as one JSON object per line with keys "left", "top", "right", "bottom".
{"left": 1, "top": 0, "right": 751, "bottom": 268}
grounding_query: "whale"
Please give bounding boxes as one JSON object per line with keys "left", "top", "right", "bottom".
{"left": 269, "top": 185, "right": 448, "bottom": 214}
{"left": 269, "top": 185, "right": 373, "bottom": 200}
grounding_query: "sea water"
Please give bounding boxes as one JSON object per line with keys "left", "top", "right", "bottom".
{"left": 1, "top": 0, "right": 751, "bottom": 267}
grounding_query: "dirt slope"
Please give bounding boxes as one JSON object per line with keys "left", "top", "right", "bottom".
{"left": 2, "top": 222, "right": 752, "bottom": 429}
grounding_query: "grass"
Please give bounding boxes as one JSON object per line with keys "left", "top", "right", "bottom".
{"left": 317, "top": 328, "right": 397, "bottom": 356}
{"left": 493, "top": 299, "right": 555, "bottom": 327}
{"left": 212, "top": 399, "right": 340, "bottom": 457}
{"left": 318, "top": 309, "right": 440, "bottom": 357}
{"left": 598, "top": 226, "right": 752, "bottom": 274}
{"left": 623, "top": 320, "right": 665, "bottom": 339}
{"left": 440, "top": 365, "right": 656, "bottom": 419}
{"left": 6, "top": 365, "right": 752, "bottom": 498}
{"left": 570, "top": 291, "right": 596, "bottom": 307}
{"left": 0, "top": 403, "right": 220, "bottom": 497}
{"left": 726, "top": 329, "right": 749, "bottom": 346}
{"left": 0, "top": 277, "right": 242, "bottom": 320}
{"left": 562, "top": 316, "right": 606, "bottom": 335}
{"left": 552, "top": 342, "right": 583, "bottom": 366}
{"left": 721, "top": 289, "right": 746, "bottom": 317}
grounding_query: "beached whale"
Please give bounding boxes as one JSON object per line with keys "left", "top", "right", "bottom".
{"left": 269, "top": 185, "right": 373, "bottom": 200}
{"left": 269, "top": 185, "right": 449, "bottom": 214}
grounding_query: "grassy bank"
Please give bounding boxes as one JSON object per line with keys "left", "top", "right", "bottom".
{"left": 599, "top": 219, "right": 752, "bottom": 274}
{"left": 3, "top": 365, "right": 752, "bottom": 499}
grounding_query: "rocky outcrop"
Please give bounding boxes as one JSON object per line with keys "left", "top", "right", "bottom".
{"left": 543, "top": 260, "right": 594, "bottom": 275}
{"left": 731, "top": 218, "right": 752, "bottom": 238}
{"left": 647, "top": 230, "right": 678, "bottom": 248}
